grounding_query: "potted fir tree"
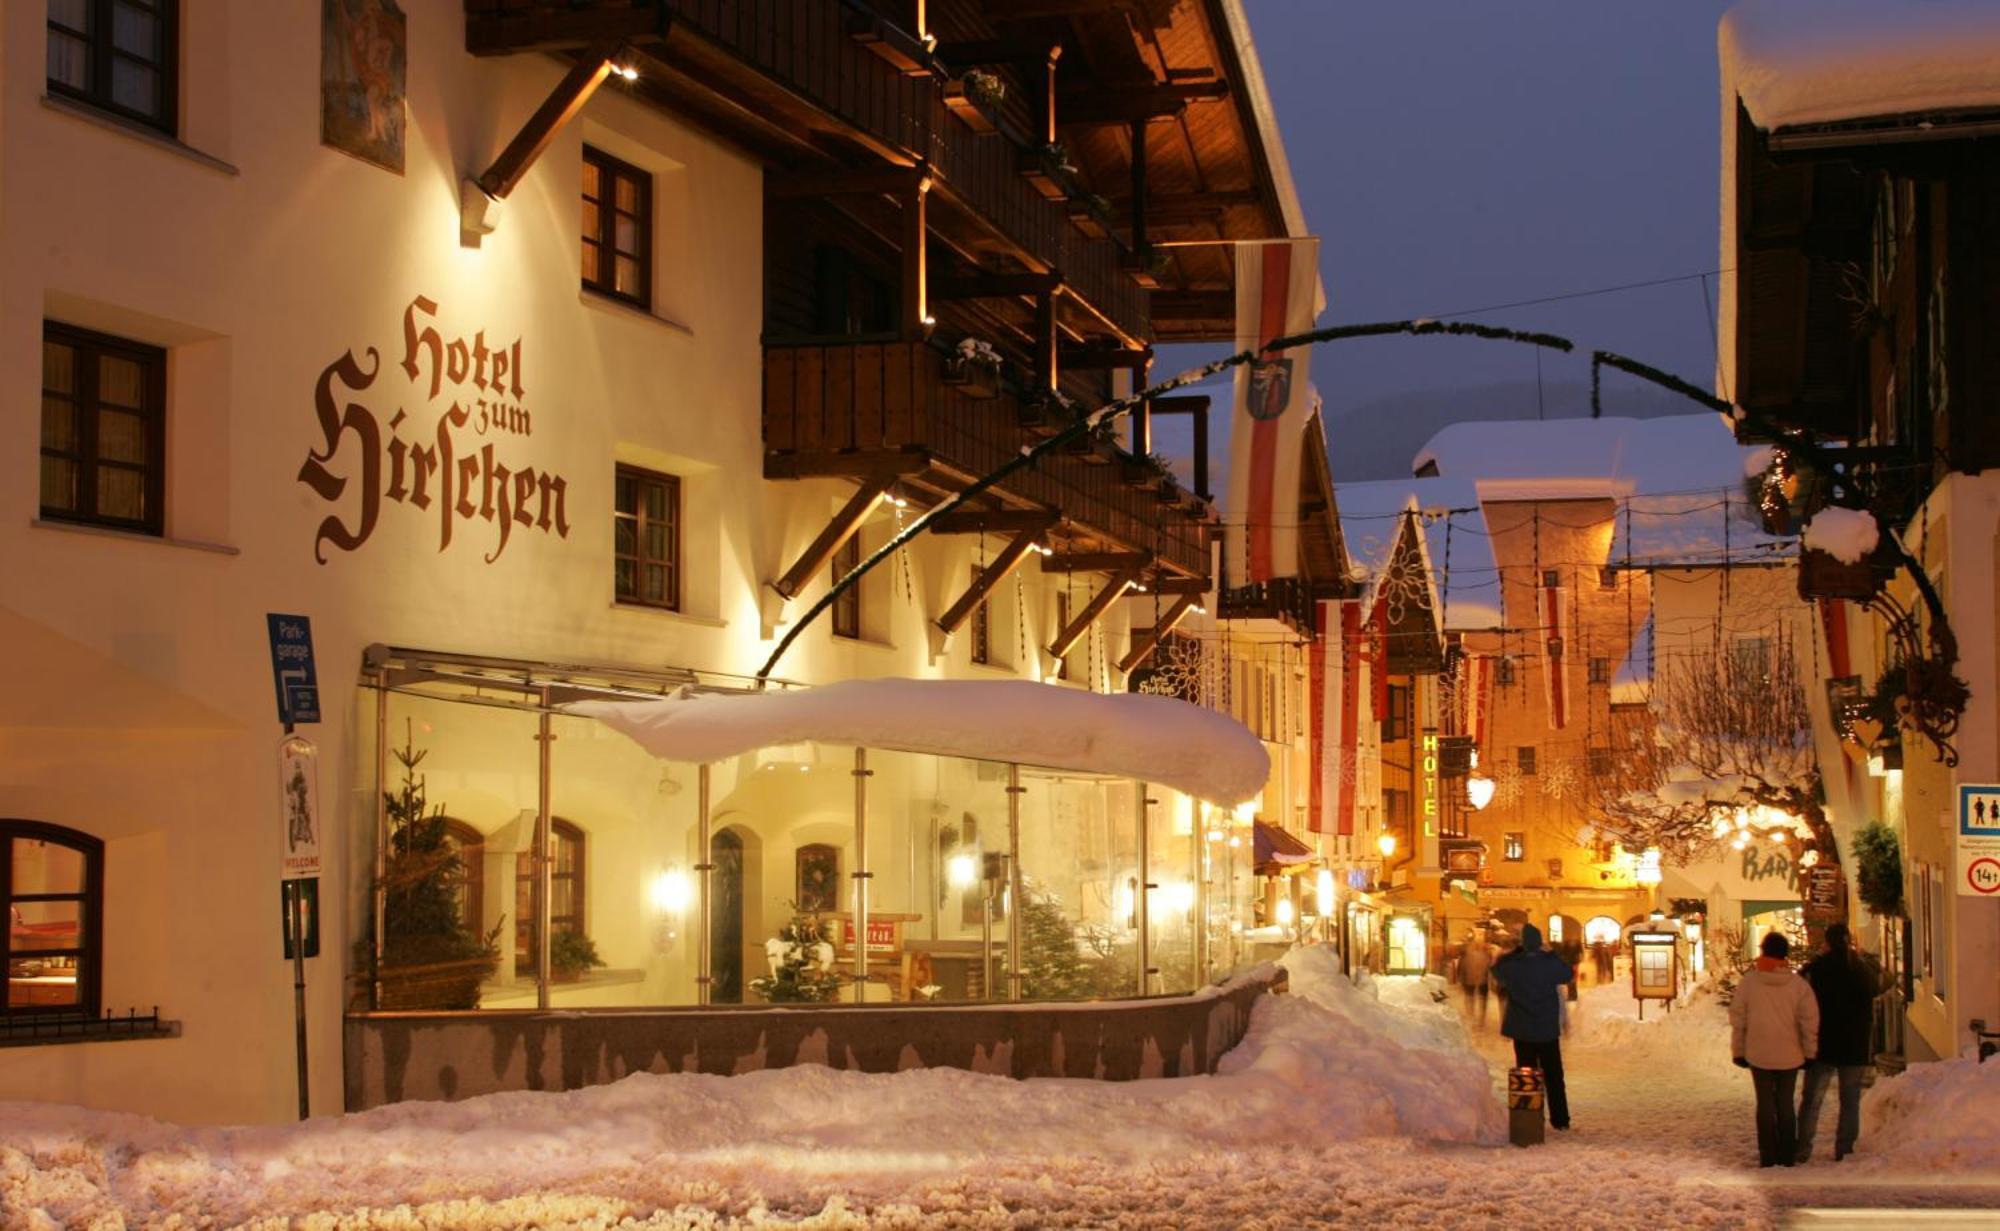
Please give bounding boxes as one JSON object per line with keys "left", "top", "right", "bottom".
{"left": 549, "top": 929, "right": 605, "bottom": 982}
{"left": 750, "top": 906, "right": 845, "bottom": 1002}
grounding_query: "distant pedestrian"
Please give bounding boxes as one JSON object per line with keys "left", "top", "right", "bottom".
{"left": 1730, "top": 932, "right": 1819, "bottom": 1168}
{"left": 1592, "top": 940, "right": 1614, "bottom": 984}
{"left": 1459, "top": 931, "right": 1494, "bottom": 1025}
{"left": 1491, "top": 922, "right": 1575, "bottom": 1130}
{"left": 1796, "top": 923, "right": 1876, "bottom": 1163}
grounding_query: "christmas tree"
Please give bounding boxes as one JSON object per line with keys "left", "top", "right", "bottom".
{"left": 750, "top": 908, "right": 845, "bottom": 1002}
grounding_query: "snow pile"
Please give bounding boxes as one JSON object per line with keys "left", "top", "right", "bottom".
{"left": 1802, "top": 506, "right": 1880, "bottom": 565}
{"left": 1860, "top": 1055, "right": 2000, "bottom": 1168}
{"left": 571, "top": 677, "right": 1270, "bottom": 806}
{"left": 1722, "top": 0, "right": 2000, "bottom": 130}
{"left": 0, "top": 949, "right": 1501, "bottom": 1226}
{"left": 1566, "top": 983, "right": 1737, "bottom": 1074}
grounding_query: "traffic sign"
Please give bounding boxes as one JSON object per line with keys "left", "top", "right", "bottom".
{"left": 265, "top": 613, "right": 321, "bottom": 725}
{"left": 1956, "top": 785, "right": 2000, "bottom": 898}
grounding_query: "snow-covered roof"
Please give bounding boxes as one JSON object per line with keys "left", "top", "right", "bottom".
{"left": 1721, "top": 0, "right": 2000, "bottom": 130}
{"left": 1336, "top": 477, "right": 1500, "bottom": 631}
{"left": 571, "top": 678, "right": 1271, "bottom": 805}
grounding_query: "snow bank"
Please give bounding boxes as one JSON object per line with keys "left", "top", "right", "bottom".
{"left": 1723, "top": 0, "right": 2000, "bottom": 130}
{"left": 1802, "top": 506, "right": 1880, "bottom": 565}
{"left": 570, "top": 677, "right": 1270, "bottom": 806}
{"left": 1860, "top": 1055, "right": 2000, "bottom": 1168}
{"left": 0, "top": 948, "right": 1502, "bottom": 1226}
{"left": 1566, "top": 983, "right": 1738, "bottom": 1075}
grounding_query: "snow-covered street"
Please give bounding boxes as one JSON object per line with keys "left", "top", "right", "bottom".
{"left": 6, "top": 950, "right": 1999, "bottom": 1229}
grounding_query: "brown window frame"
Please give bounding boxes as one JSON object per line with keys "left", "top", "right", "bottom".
{"left": 831, "top": 535, "right": 863, "bottom": 640}
{"left": 515, "top": 818, "right": 585, "bottom": 971}
{"left": 1503, "top": 831, "right": 1525, "bottom": 862}
{"left": 2, "top": 820, "right": 105, "bottom": 1019}
{"left": 1381, "top": 683, "right": 1411, "bottom": 743}
{"left": 581, "top": 146, "right": 652, "bottom": 309}
{"left": 1517, "top": 745, "right": 1537, "bottom": 776}
{"left": 46, "top": 0, "right": 179, "bottom": 135}
{"left": 41, "top": 322, "right": 167, "bottom": 537}
{"left": 614, "top": 464, "right": 681, "bottom": 611}
{"left": 1587, "top": 657, "right": 1612, "bottom": 685}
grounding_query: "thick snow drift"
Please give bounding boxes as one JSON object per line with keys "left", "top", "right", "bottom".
{"left": 1861, "top": 1055, "right": 2000, "bottom": 1169}
{"left": 0, "top": 947, "right": 1498, "bottom": 1227}
{"left": 1723, "top": 0, "right": 2000, "bottom": 129}
{"left": 571, "top": 677, "right": 1271, "bottom": 806}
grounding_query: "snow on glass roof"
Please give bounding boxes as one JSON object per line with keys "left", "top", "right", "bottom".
{"left": 1722, "top": 0, "right": 2000, "bottom": 129}
{"left": 571, "top": 678, "right": 1271, "bottom": 806}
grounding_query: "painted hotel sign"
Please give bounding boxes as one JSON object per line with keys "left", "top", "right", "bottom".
{"left": 297, "top": 295, "right": 571, "bottom": 564}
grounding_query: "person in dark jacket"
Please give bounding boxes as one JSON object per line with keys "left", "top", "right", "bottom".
{"left": 1490, "top": 921, "right": 1575, "bottom": 1129}
{"left": 1796, "top": 923, "right": 1876, "bottom": 1162}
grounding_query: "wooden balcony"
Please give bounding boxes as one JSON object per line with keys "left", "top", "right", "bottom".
{"left": 764, "top": 341, "right": 1208, "bottom": 579}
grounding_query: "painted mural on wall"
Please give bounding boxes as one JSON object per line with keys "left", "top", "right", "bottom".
{"left": 298, "top": 296, "right": 571, "bottom": 564}
{"left": 322, "top": 0, "right": 407, "bottom": 173}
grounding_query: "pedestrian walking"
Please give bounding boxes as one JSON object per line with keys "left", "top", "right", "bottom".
{"left": 1796, "top": 923, "right": 1875, "bottom": 1162}
{"left": 1730, "top": 931, "right": 1819, "bottom": 1167}
{"left": 1459, "top": 931, "right": 1494, "bottom": 1025}
{"left": 1491, "top": 922, "right": 1575, "bottom": 1130}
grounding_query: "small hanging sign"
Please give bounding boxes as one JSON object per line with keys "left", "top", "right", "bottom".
{"left": 279, "top": 735, "right": 322, "bottom": 880}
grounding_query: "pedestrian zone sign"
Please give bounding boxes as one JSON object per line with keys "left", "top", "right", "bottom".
{"left": 1957, "top": 784, "right": 2000, "bottom": 897}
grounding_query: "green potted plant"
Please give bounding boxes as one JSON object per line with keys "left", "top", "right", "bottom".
{"left": 943, "top": 70, "right": 1006, "bottom": 134}
{"left": 1852, "top": 822, "right": 1904, "bottom": 918}
{"left": 943, "top": 336, "right": 1003, "bottom": 399}
{"left": 750, "top": 906, "right": 845, "bottom": 1002}
{"left": 358, "top": 725, "right": 501, "bottom": 1010}
{"left": 549, "top": 928, "right": 605, "bottom": 982}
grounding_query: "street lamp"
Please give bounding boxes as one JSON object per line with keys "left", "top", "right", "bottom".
{"left": 1377, "top": 831, "right": 1397, "bottom": 858}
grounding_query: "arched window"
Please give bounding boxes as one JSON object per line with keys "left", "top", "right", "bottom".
{"left": 4, "top": 821, "right": 103, "bottom": 1017}
{"left": 515, "top": 819, "right": 585, "bottom": 970}
{"left": 442, "top": 820, "right": 484, "bottom": 936}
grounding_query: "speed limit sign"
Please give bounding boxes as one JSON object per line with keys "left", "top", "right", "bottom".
{"left": 1968, "top": 857, "right": 2000, "bottom": 896}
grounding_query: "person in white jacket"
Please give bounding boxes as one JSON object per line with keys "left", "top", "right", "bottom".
{"left": 1730, "top": 931, "right": 1820, "bottom": 1167}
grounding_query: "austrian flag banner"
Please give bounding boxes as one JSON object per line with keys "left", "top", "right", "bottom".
{"left": 1461, "top": 653, "right": 1493, "bottom": 750}
{"left": 1225, "top": 238, "right": 1321, "bottom": 584}
{"left": 1538, "top": 580, "right": 1571, "bottom": 730}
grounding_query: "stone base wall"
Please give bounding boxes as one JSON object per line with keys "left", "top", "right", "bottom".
{"left": 343, "top": 964, "right": 1286, "bottom": 1110}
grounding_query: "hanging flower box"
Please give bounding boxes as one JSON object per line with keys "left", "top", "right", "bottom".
{"left": 1797, "top": 546, "right": 1889, "bottom": 601}
{"left": 1155, "top": 476, "right": 1185, "bottom": 508}
{"left": 1019, "top": 142, "right": 1081, "bottom": 201}
{"left": 1121, "top": 453, "right": 1168, "bottom": 489}
{"left": 942, "top": 73, "right": 1004, "bottom": 135}
{"left": 1017, "top": 396, "right": 1067, "bottom": 438}
{"left": 942, "top": 338, "right": 1003, "bottom": 399}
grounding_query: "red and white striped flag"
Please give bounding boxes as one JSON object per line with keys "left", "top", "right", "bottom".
{"left": 1310, "top": 601, "right": 1334, "bottom": 835}
{"left": 1336, "top": 600, "right": 1363, "bottom": 836}
{"left": 1539, "top": 580, "right": 1571, "bottom": 730}
{"left": 1225, "top": 239, "right": 1321, "bottom": 585}
{"left": 1461, "top": 654, "right": 1494, "bottom": 750}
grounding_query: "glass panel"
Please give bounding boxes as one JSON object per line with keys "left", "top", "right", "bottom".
{"left": 39, "top": 457, "right": 78, "bottom": 512}
{"left": 581, "top": 241, "right": 600, "bottom": 283}
{"left": 614, "top": 256, "right": 640, "bottom": 297}
{"left": 614, "top": 175, "right": 639, "bottom": 212}
{"left": 49, "top": 0, "right": 91, "bottom": 30}
{"left": 97, "top": 465, "right": 145, "bottom": 520}
{"left": 644, "top": 521, "right": 667, "bottom": 562}
{"left": 614, "top": 557, "right": 635, "bottom": 597}
{"left": 8, "top": 948, "right": 81, "bottom": 1010}
{"left": 42, "top": 340, "right": 75, "bottom": 394}
{"left": 98, "top": 355, "right": 144, "bottom": 408}
{"left": 10, "top": 899, "right": 83, "bottom": 953}
{"left": 580, "top": 159, "right": 600, "bottom": 200}
{"left": 614, "top": 518, "right": 636, "bottom": 556}
{"left": 1014, "top": 768, "right": 1139, "bottom": 1000}
{"left": 98, "top": 408, "right": 147, "bottom": 463}
{"left": 41, "top": 398, "right": 76, "bottom": 451}
{"left": 1146, "top": 788, "right": 1201, "bottom": 994}
{"left": 113, "top": 2, "right": 159, "bottom": 58}
{"left": 643, "top": 480, "right": 666, "bottom": 521}
{"left": 110, "top": 60, "right": 160, "bottom": 117}
{"left": 47, "top": 32, "right": 90, "bottom": 91}
{"left": 581, "top": 200, "right": 599, "bottom": 241}
{"left": 614, "top": 215, "right": 638, "bottom": 254}
{"left": 614, "top": 473, "right": 634, "bottom": 514}
{"left": 13, "top": 838, "right": 86, "bottom": 893}
{"left": 642, "top": 564, "right": 665, "bottom": 602}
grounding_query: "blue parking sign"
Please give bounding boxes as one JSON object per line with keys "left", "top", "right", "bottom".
{"left": 266, "top": 614, "right": 321, "bottom": 725}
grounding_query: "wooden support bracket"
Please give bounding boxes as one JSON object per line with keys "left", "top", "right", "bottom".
{"left": 1119, "top": 593, "right": 1200, "bottom": 674}
{"left": 929, "top": 508, "right": 1061, "bottom": 536}
{"left": 1041, "top": 551, "right": 1149, "bottom": 574}
{"left": 771, "top": 477, "right": 894, "bottom": 600}
{"left": 476, "top": 41, "right": 626, "bottom": 201}
{"left": 1047, "top": 563, "right": 1146, "bottom": 660}
{"left": 937, "top": 522, "right": 1053, "bottom": 636}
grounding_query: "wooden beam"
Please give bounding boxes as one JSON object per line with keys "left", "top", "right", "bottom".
{"left": 1113, "top": 190, "right": 1261, "bottom": 213}
{"left": 1055, "top": 82, "right": 1229, "bottom": 126}
{"left": 1129, "top": 118, "right": 1149, "bottom": 258}
{"left": 764, "top": 449, "right": 931, "bottom": 481}
{"left": 1147, "top": 395, "right": 1211, "bottom": 416}
{"left": 1149, "top": 291, "right": 1234, "bottom": 320}
{"left": 901, "top": 178, "right": 932, "bottom": 340}
{"left": 1047, "top": 564, "right": 1146, "bottom": 660}
{"left": 1059, "top": 345, "right": 1152, "bottom": 370}
{"left": 937, "top": 526, "right": 1046, "bottom": 636}
{"left": 933, "top": 38, "right": 1060, "bottom": 66}
{"left": 1118, "top": 593, "right": 1199, "bottom": 674}
{"left": 771, "top": 478, "right": 894, "bottom": 600}
{"left": 986, "top": 0, "right": 1129, "bottom": 18}
{"left": 929, "top": 508, "right": 1061, "bottom": 536}
{"left": 1143, "top": 575, "right": 1210, "bottom": 596}
{"left": 1042, "top": 551, "right": 1150, "bottom": 574}
{"left": 932, "top": 272, "right": 1062, "bottom": 300}
{"left": 467, "top": 11, "right": 663, "bottom": 57}
{"left": 767, "top": 166, "right": 931, "bottom": 199}
{"left": 845, "top": 11, "right": 935, "bottom": 76}
{"left": 1033, "top": 288, "right": 1059, "bottom": 395}
{"left": 477, "top": 43, "right": 623, "bottom": 200}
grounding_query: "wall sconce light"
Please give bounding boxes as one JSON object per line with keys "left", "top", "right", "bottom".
{"left": 1274, "top": 896, "right": 1295, "bottom": 927}
{"left": 1315, "top": 868, "right": 1335, "bottom": 918}
{"left": 947, "top": 850, "right": 979, "bottom": 890}
{"left": 649, "top": 868, "right": 692, "bottom": 915}
{"left": 1377, "top": 832, "right": 1397, "bottom": 858}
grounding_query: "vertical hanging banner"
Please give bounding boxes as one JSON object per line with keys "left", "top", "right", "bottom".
{"left": 1538, "top": 579, "right": 1571, "bottom": 730}
{"left": 1463, "top": 653, "right": 1494, "bottom": 751}
{"left": 1310, "top": 601, "right": 1335, "bottom": 835}
{"left": 1337, "top": 601, "right": 1363, "bottom": 836}
{"left": 1225, "top": 239, "right": 1321, "bottom": 585}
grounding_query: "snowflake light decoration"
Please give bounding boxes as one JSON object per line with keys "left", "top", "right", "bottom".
{"left": 1137, "top": 637, "right": 1213, "bottom": 708}
{"left": 1540, "top": 758, "right": 1578, "bottom": 802}
{"left": 1491, "top": 763, "right": 1525, "bottom": 809}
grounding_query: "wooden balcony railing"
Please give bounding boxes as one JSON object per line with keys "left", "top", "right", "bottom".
{"left": 765, "top": 341, "right": 1207, "bottom": 577}
{"left": 671, "top": 0, "right": 1149, "bottom": 343}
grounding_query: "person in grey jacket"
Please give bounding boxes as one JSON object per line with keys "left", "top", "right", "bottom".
{"left": 1491, "top": 922, "right": 1575, "bottom": 1129}
{"left": 1730, "top": 931, "right": 1820, "bottom": 1167}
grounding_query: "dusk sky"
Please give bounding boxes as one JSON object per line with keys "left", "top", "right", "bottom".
{"left": 1162, "top": 1, "right": 1742, "bottom": 477}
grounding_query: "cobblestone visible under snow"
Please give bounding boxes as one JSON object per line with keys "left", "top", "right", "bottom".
{"left": 4, "top": 954, "right": 1998, "bottom": 1229}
